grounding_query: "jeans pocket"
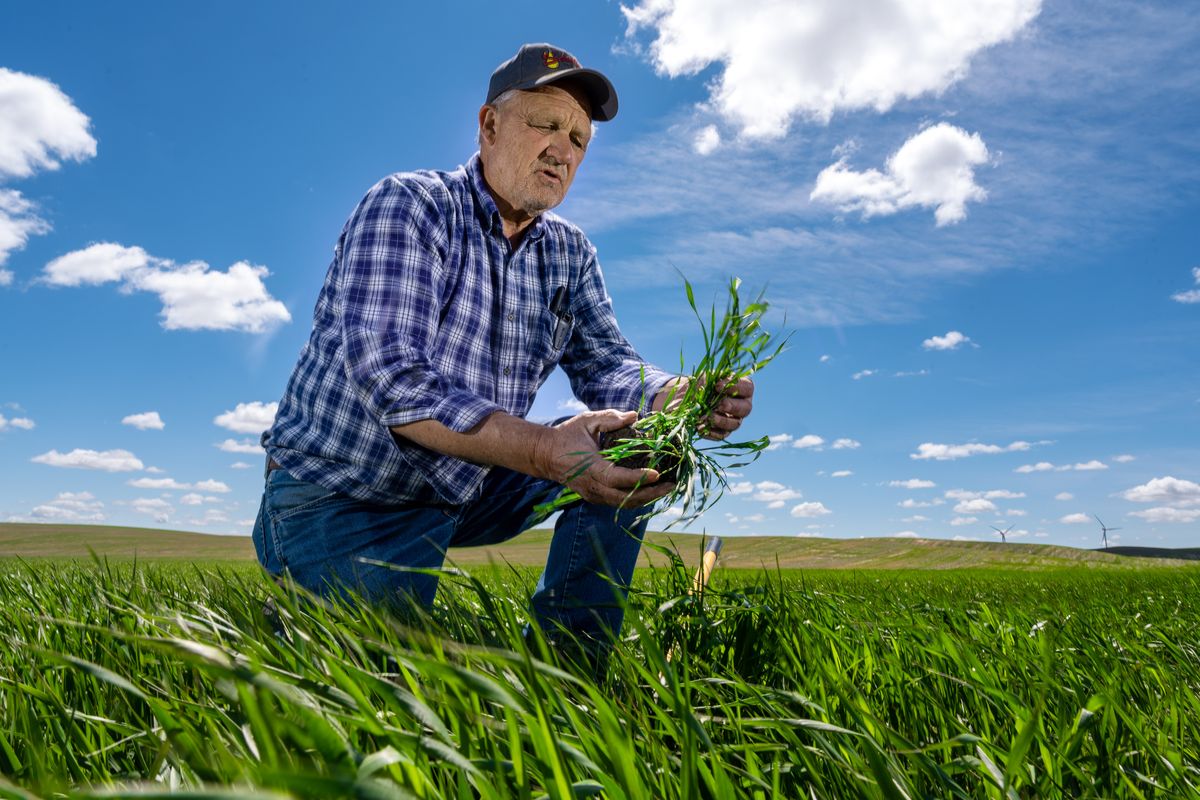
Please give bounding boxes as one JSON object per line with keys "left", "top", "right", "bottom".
{"left": 265, "top": 471, "right": 342, "bottom": 571}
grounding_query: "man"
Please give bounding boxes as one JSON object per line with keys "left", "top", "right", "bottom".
{"left": 254, "top": 43, "right": 753, "bottom": 654}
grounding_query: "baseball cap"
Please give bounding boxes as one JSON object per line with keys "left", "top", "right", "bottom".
{"left": 486, "top": 43, "right": 618, "bottom": 121}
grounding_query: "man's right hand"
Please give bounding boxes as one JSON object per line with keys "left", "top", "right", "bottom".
{"left": 540, "top": 410, "right": 675, "bottom": 509}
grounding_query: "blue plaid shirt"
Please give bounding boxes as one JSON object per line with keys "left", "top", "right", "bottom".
{"left": 264, "top": 155, "right": 671, "bottom": 506}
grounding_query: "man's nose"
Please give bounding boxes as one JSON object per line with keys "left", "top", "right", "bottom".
{"left": 544, "top": 132, "right": 576, "bottom": 166}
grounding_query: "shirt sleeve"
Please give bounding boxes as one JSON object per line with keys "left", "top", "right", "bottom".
{"left": 335, "top": 177, "right": 503, "bottom": 435}
{"left": 559, "top": 244, "right": 674, "bottom": 414}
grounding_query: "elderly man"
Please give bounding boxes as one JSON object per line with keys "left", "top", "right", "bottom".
{"left": 254, "top": 43, "right": 753, "bottom": 654}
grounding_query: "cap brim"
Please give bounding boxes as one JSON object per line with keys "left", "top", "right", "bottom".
{"left": 530, "top": 68, "right": 619, "bottom": 121}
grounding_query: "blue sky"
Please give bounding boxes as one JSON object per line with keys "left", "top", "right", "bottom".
{"left": 2, "top": 0, "right": 1197, "bottom": 548}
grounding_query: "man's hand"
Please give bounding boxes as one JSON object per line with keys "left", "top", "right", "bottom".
{"left": 653, "top": 376, "right": 755, "bottom": 441}
{"left": 539, "top": 410, "right": 675, "bottom": 508}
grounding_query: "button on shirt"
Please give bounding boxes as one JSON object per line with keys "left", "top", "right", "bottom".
{"left": 263, "top": 154, "right": 672, "bottom": 506}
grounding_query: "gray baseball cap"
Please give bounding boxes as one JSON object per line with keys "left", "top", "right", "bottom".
{"left": 486, "top": 43, "right": 618, "bottom": 121}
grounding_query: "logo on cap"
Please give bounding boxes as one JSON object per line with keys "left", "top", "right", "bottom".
{"left": 542, "top": 50, "right": 577, "bottom": 70}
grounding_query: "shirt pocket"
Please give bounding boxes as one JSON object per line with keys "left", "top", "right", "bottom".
{"left": 534, "top": 306, "right": 574, "bottom": 382}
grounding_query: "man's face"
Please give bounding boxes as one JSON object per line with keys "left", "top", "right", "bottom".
{"left": 479, "top": 84, "right": 593, "bottom": 222}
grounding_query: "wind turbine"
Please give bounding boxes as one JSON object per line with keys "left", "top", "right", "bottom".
{"left": 1095, "top": 515, "right": 1121, "bottom": 551}
{"left": 990, "top": 524, "right": 1014, "bottom": 544}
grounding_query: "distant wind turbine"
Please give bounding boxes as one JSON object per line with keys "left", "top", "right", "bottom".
{"left": 1095, "top": 515, "right": 1121, "bottom": 551}
{"left": 990, "top": 524, "right": 1014, "bottom": 544}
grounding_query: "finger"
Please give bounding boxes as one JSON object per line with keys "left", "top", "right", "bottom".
{"left": 621, "top": 482, "right": 676, "bottom": 508}
{"left": 588, "top": 409, "right": 638, "bottom": 434}
{"left": 716, "top": 396, "right": 753, "bottom": 419}
{"left": 602, "top": 464, "right": 662, "bottom": 490}
{"left": 714, "top": 376, "right": 755, "bottom": 398}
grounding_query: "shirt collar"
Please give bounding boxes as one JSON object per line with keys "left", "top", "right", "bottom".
{"left": 466, "top": 153, "right": 546, "bottom": 242}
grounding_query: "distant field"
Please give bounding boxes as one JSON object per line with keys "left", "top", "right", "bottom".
{"left": 2, "top": 521, "right": 1195, "bottom": 571}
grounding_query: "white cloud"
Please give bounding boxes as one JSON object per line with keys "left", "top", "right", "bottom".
{"left": 898, "top": 498, "right": 944, "bottom": 509}
{"left": 180, "top": 493, "right": 205, "bottom": 506}
{"left": 744, "top": 513, "right": 764, "bottom": 523}
{"left": 1072, "top": 460, "right": 1107, "bottom": 471}
{"left": 952, "top": 535, "right": 979, "bottom": 542}
{"left": 1128, "top": 507, "right": 1200, "bottom": 524}
{"left": 766, "top": 433, "right": 794, "bottom": 450}
{"left": 556, "top": 397, "right": 588, "bottom": 413}
{"left": 42, "top": 243, "right": 291, "bottom": 333}
{"left": 1015, "top": 461, "right": 1055, "bottom": 473}
{"left": 131, "top": 497, "right": 172, "bottom": 523}
{"left": 1112, "top": 454, "right": 1136, "bottom": 463}
{"left": 1060, "top": 513, "right": 1091, "bottom": 524}
{"left": 1171, "top": 267, "right": 1200, "bottom": 304}
{"left": 0, "top": 189, "right": 49, "bottom": 267}
{"left": 950, "top": 516, "right": 979, "bottom": 526}
{"left": 922, "top": 330, "right": 972, "bottom": 351}
{"left": 30, "top": 491, "right": 104, "bottom": 522}
{"left": 912, "top": 440, "right": 1035, "bottom": 460}
{"left": 1119, "top": 476, "right": 1200, "bottom": 507}
{"left": 194, "top": 479, "right": 231, "bottom": 494}
{"left": 214, "top": 401, "right": 278, "bottom": 435}
{"left": 1055, "top": 492, "right": 1074, "bottom": 501}
{"left": 217, "top": 438, "right": 264, "bottom": 454}
{"left": 811, "top": 124, "right": 991, "bottom": 226}
{"left": 0, "top": 412, "right": 35, "bottom": 431}
{"left": 1005, "top": 509, "right": 1028, "bottom": 517}
{"left": 819, "top": 354, "right": 831, "bottom": 363}
{"left": 831, "top": 470, "right": 853, "bottom": 478}
{"left": 32, "top": 448, "right": 143, "bottom": 472}
{"left": 729, "top": 481, "right": 754, "bottom": 495}
{"left": 693, "top": 124, "right": 720, "bottom": 155}
{"left": 831, "top": 438, "right": 860, "bottom": 450}
{"left": 128, "top": 477, "right": 189, "bottom": 491}
{"left": 755, "top": 480, "right": 785, "bottom": 491}
{"left": 122, "top": 411, "right": 164, "bottom": 430}
{"left": 1016, "top": 460, "right": 1107, "bottom": 473}
{"left": 852, "top": 369, "right": 876, "bottom": 380}
{"left": 766, "top": 500, "right": 785, "bottom": 509}
{"left": 792, "top": 434, "right": 825, "bottom": 450}
{"left": 230, "top": 461, "right": 252, "bottom": 470}
{"left": 893, "top": 369, "right": 930, "bottom": 378}
{"left": 903, "top": 515, "right": 929, "bottom": 522}
{"left": 790, "top": 501, "right": 831, "bottom": 518}
{"left": 894, "top": 531, "right": 920, "bottom": 538}
{"left": 954, "top": 498, "right": 997, "bottom": 514}
{"left": 890, "top": 478, "right": 935, "bottom": 489}
{"left": 945, "top": 489, "right": 1025, "bottom": 500}
{"left": 754, "top": 481, "right": 803, "bottom": 502}
{"left": 622, "top": 0, "right": 1040, "bottom": 137}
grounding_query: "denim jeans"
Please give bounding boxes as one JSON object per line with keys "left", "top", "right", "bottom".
{"left": 251, "top": 462, "right": 650, "bottom": 641}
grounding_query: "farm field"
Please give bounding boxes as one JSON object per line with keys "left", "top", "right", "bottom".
{"left": 0, "top": 555, "right": 1197, "bottom": 798}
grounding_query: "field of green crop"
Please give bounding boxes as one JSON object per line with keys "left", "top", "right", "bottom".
{"left": 1, "top": 558, "right": 1197, "bottom": 799}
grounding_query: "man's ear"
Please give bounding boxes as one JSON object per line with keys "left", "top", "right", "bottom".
{"left": 478, "top": 105, "right": 497, "bottom": 147}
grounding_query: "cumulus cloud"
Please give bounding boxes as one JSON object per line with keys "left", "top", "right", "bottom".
{"left": 831, "top": 470, "right": 853, "bottom": 478}
{"left": 1128, "top": 507, "right": 1200, "bottom": 524}
{"left": 30, "top": 491, "right": 104, "bottom": 522}
{"left": 954, "top": 498, "right": 997, "bottom": 514}
{"left": 1171, "top": 267, "right": 1200, "bottom": 304}
{"left": 194, "top": 479, "right": 231, "bottom": 493}
{"left": 753, "top": 481, "right": 803, "bottom": 502}
{"left": 1060, "top": 513, "right": 1091, "bottom": 524}
{"left": 230, "top": 461, "right": 253, "bottom": 470}
{"left": 811, "top": 124, "right": 991, "bottom": 226}
{"left": 1112, "top": 454, "right": 1136, "bottom": 463}
{"left": 1055, "top": 492, "right": 1074, "bottom": 501}
{"left": 122, "top": 411, "right": 164, "bottom": 430}
{"left": 766, "top": 433, "right": 794, "bottom": 450}
{"left": 894, "top": 531, "right": 920, "bottom": 538}
{"left": 898, "top": 498, "right": 944, "bottom": 509}
{"left": 622, "top": 0, "right": 1040, "bottom": 137}
{"left": 42, "top": 243, "right": 291, "bottom": 333}
{"left": 1015, "top": 460, "right": 1107, "bottom": 473}
{"left": 693, "top": 124, "right": 720, "bottom": 155}
{"left": 128, "top": 477, "right": 189, "bottom": 491}
{"left": 214, "top": 401, "right": 278, "bottom": 435}
{"left": 945, "top": 489, "right": 1025, "bottom": 500}
{"left": 1119, "top": 476, "right": 1200, "bottom": 507}
{"left": 32, "top": 448, "right": 143, "bottom": 472}
{"left": 922, "top": 330, "right": 972, "bottom": 351}
{"left": 890, "top": 478, "right": 935, "bottom": 489}
{"left": 913, "top": 440, "right": 1036, "bottom": 460}
{"left": 852, "top": 369, "right": 876, "bottom": 380}
{"left": 556, "top": 397, "right": 588, "bottom": 413}
{"left": 0, "top": 412, "right": 35, "bottom": 431}
{"left": 217, "top": 438, "right": 264, "bottom": 454}
{"left": 729, "top": 481, "right": 754, "bottom": 495}
{"left": 950, "top": 516, "right": 979, "bottom": 526}
{"left": 131, "top": 497, "right": 172, "bottom": 523}
{"left": 790, "top": 501, "right": 831, "bottom": 518}
{"left": 831, "top": 438, "right": 860, "bottom": 450}
{"left": 0, "top": 69, "right": 96, "bottom": 265}
{"left": 180, "top": 493, "right": 221, "bottom": 506}
{"left": 792, "top": 434, "right": 825, "bottom": 450}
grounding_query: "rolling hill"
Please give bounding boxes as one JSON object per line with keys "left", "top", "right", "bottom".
{"left": 1, "top": 522, "right": 1195, "bottom": 571}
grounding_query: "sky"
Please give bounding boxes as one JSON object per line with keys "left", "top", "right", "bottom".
{"left": 1, "top": 0, "right": 1197, "bottom": 549}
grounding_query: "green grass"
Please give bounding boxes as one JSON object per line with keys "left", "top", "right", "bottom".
{"left": 0, "top": 557, "right": 1197, "bottom": 798}
{"left": 3, "top": 522, "right": 1193, "bottom": 571}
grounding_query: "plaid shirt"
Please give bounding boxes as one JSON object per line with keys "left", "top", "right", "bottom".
{"left": 263, "top": 154, "right": 671, "bottom": 506}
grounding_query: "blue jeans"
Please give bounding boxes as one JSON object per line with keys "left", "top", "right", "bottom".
{"left": 251, "top": 463, "right": 650, "bottom": 641}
